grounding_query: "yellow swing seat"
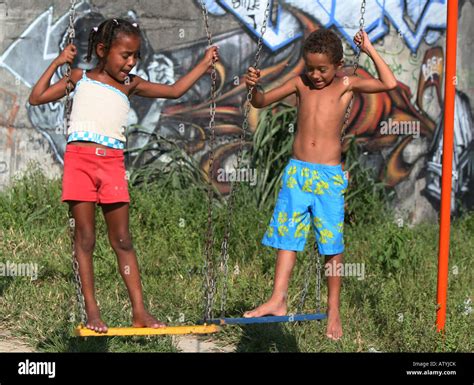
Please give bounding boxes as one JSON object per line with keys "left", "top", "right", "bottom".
{"left": 74, "top": 324, "right": 220, "bottom": 337}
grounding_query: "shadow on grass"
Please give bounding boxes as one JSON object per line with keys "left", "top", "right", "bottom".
{"left": 235, "top": 323, "right": 300, "bottom": 352}
{"left": 39, "top": 327, "right": 175, "bottom": 352}
{"left": 65, "top": 334, "right": 171, "bottom": 352}
{"left": 66, "top": 333, "right": 110, "bottom": 352}
{"left": 35, "top": 319, "right": 111, "bottom": 352}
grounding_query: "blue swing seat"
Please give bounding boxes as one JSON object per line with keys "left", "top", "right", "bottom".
{"left": 203, "top": 313, "right": 327, "bottom": 325}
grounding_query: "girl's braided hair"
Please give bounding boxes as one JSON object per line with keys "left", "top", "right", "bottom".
{"left": 86, "top": 18, "right": 141, "bottom": 62}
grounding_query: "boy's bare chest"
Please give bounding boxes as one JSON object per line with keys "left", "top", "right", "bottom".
{"left": 297, "top": 84, "right": 343, "bottom": 112}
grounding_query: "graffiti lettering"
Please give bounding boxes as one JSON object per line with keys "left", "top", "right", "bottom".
{"left": 202, "top": 0, "right": 447, "bottom": 52}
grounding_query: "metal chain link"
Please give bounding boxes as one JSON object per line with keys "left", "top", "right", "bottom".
{"left": 64, "top": 0, "right": 77, "bottom": 135}
{"left": 218, "top": 0, "right": 271, "bottom": 318}
{"left": 315, "top": 247, "right": 322, "bottom": 313}
{"left": 297, "top": 243, "right": 314, "bottom": 314}
{"left": 200, "top": 0, "right": 218, "bottom": 321}
{"left": 341, "top": 0, "right": 366, "bottom": 144}
{"left": 200, "top": 1, "right": 271, "bottom": 320}
{"left": 63, "top": 0, "right": 86, "bottom": 326}
{"left": 298, "top": 241, "right": 324, "bottom": 314}
{"left": 68, "top": 210, "right": 86, "bottom": 324}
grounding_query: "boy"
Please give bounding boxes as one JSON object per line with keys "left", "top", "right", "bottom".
{"left": 244, "top": 29, "right": 397, "bottom": 340}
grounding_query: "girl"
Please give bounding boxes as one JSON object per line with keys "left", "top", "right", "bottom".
{"left": 29, "top": 18, "right": 219, "bottom": 333}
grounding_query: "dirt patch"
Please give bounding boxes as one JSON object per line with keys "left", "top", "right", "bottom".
{"left": 0, "top": 328, "right": 34, "bottom": 352}
{"left": 173, "top": 335, "right": 234, "bottom": 353}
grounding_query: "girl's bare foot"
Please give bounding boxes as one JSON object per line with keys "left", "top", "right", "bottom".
{"left": 85, "top": 306, "right": 108, "bottom": 333}
{"left": 243, "top": 298, "right": 287, "bottom": 318}
{"left": 132, "top": 310, "right": 166, "bottom": 328}
{"left": 326, "top": 308, "right": 343, "bottom": 340}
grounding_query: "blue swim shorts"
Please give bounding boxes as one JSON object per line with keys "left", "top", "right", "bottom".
{"left": 262, "top": 158, "right": 349, "bottom": 255}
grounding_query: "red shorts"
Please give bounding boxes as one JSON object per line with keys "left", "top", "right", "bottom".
{"left": 61, "top": 144, "right": 130, "bottom": 204}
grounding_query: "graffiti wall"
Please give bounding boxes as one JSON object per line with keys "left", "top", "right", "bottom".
{"left": 0, "top": 0, "right": 473, "bottom": 222}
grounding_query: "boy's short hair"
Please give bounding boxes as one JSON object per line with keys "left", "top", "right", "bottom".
{"left": 303, "top": 29, "right": 343, "bottom": 64}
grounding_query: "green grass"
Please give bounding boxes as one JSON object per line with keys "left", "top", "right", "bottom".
{"left": 0, "top": 164, "right": 472, "bottom": 352}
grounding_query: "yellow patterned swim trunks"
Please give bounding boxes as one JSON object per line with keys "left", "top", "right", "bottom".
{"left": 262, "top": 158, "right": 348, "bottom": 255}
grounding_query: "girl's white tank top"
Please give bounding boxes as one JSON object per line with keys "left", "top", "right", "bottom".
{"left": 68, "top": 70, "right": 130, "bottom": 142}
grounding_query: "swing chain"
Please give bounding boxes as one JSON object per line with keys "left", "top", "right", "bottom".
{"left": 200, "top": 0, "right": 219, "bottom": 321}
{"left": 352, "top": 0, "right": 366, "bottom": 75}
{"left": 249, "top": 2, "right": 270, "bottom": 84}
{"left": 200, "top": 0, "right": 270, "bottom": 320}
{"left": 68, "top": 211, "right": 86, "bottom": 324}
{"left": 64, "top": 0, "right": 77, "bottom": 135}
{"left": 63, "top": 0, "right": 86, "bottom": 326}
{"left": 315, "top": 247, "right": 322, "bottom": 314}
{"left": 298, "top": 241, "right": 324, "bottom": 315}
{"left": 341, "top": 0, "right": 366, "bottom": 144}
{"left": 218, "top": 0, "right": 271, "bottom": 318}
{"left": 200, "top": 0, "right": 213, "bottom": 50}
{"left": 297, "top": 244, "right": 315, "bottom": 314}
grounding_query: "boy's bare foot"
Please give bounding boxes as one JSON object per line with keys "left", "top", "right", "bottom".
{"left": 243, "top": 298, "right": 287, "bottom": 318}
{"left": 85, "top": 307, "right": 108, "bottom": 333}
{"left": 326, "top": 308, "right": 343, "bottom": 341}
{"left": 132, "top": 310, "right": 166, "bottom": 328}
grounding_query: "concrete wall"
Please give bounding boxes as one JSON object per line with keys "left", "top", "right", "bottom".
{"left": 0, "top": 0, "right": 473, "bottom": 223}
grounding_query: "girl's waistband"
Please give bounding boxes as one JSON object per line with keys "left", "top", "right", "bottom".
{"left": 65, "top": 143, "right": 124, "bottom": 157}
